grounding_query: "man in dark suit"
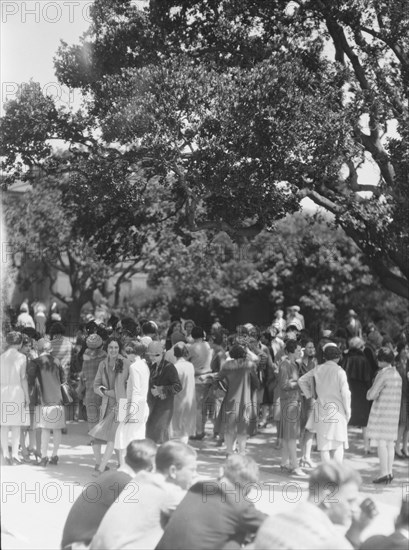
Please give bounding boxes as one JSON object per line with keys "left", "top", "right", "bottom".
{"left": 155, "top": 454, "right": 266, "bottom": 550}
{"left": 360, "top": 500, "right": 409, "bottom": 550}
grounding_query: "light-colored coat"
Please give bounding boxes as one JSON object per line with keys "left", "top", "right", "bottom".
{"left": 298, "top": 360, "right": 351, "bottom": 445}
{"left": 366, "top": 366, "right": 402, "bottom": 442}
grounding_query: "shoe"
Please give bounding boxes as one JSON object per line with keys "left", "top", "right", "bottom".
{"left": 288, "top": 467, "right": 308, "bottom": 477}
{"left": 299, "top": 458, "right": 316, "bottom": 468}
{"left": 21, "top": 451, "right": 32, "bottom": 464}
{"left": 49, "top": 456, "right": 59, "bottom": 465}
{"left": 93, "top": 465, "right": 109, "bottom": 477}
{"left": 94, "top": 464, "right": 109, "bottom": 472}
{"left": 388, "top": 474, "right": 394, "bottom": 483}
{"left": 11, "top": 457, "right": 23, "bottom": 466}
{"left": 34, "top": 451, "right": 42, "bottom": 464}
{"left": 395, "top": 450, "right": 404, "bottom": 459}
{"left": 279, "top": 465, "right": 290, "bottom": 473}
{"left": 372, "top": 475, "right": 390, "bottom": 484}
{"left": 363, "top": 449, "right": 373, "bottom": 456}
{"left": 39, "top": 457, "right": 49, "bottom": 467}
{"left": 402, "top": 451, "right": 409, "bottom": 459}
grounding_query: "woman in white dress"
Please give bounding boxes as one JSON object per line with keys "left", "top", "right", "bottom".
{"left": 1, "top": 332, "right": 30, "bottom": 465}
{"left": 115, "top": 341, "right": 150, "bottom": 465}
{"left": 298, "top": 343, "right": 351, "bottom": 463}
{"left": 169, "top": 342, "right": 196, "bottom": 444}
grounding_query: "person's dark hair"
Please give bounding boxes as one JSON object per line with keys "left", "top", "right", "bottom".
{"left": 121, "top": 317, "right": 138, "bottom": 338}
{"left": 396, "top": 499, "right": 409, "bottom": 530}
{"left": 107, "top": 315, "right": 120, "bottom": 330}
{"left": 85, "top": 320, "right": 98, "bottom": 335}
{"left": 191, "top": 326, "right": 205, "bottom": 339}
{"left": 173, "top": 342, "right": 189, "bottom": 359}
{"left": 155, "top": 441, "right": 197, "bottom": 473}
{"left": 377, "top": 346, "right": 394, "bottom": 363}
{"left": 49, "top": 322, "right": 65, "bottom": 337}
{"left": 323, "top": 343, "right": 341, "bottom": 360}
{"left": 230, "top": 344, "right": 246, "bottom": 359}
{"left": 125, "top": 439, "right": 157, "bottom": 472}
{"left": 285, "top": 339, "right": 300, "bottom": 354}
{"left": 223, "top": 455, "right": 260, "bottom": 486}
{"left": 142, "top": 321, "right": 157, "bottom": 336}
{"left": 309, "top": 462, "right": 361, "bottom": 499}
{"left": 96, "top": 325, "right": 109, "bottom": 342}
{"left": 20, "top": 327, "right": 41, "bottom": 341}
{"left": 6, "top": 331, "right": 23, "bottom": 346}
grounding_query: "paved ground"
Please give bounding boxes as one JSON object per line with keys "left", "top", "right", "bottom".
{"left": 1, "top": 422, "right": 408, "bottom": 549}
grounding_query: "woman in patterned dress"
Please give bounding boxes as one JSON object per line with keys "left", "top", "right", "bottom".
{"left": 366, "top": 347, "right": 402, "bottom": 483}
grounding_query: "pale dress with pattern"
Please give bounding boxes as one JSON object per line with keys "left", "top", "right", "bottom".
{"left": 366, "top": 366, "right": 402, "bottom": 445}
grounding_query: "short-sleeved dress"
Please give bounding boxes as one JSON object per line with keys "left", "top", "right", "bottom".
{"left": 0, "top": 348, "right": 29, "bottom": 426}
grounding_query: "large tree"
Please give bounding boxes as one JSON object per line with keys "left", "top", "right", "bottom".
{"left": 144, "top": 214, "right": 408, "bottom": 335}
{"left": 1, "top": 1, "right": 408, "bottom": 298}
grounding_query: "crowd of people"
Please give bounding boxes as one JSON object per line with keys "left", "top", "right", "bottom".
{"left": 1, "top": 301, "right": 409, "bottom": 548}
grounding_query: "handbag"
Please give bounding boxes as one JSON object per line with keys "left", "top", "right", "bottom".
{"left": 61, "top": 383, "right": 74, "bottom": 406}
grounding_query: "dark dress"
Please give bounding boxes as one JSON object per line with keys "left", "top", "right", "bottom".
{"left": 146, "top": 359, "right": 182, "bottom": 443}
{"left": 215, "top": 358, "right": 259, "bottom": 437}
{"left": 260, "top": 347, "right": 278, "bottom": 405}
{"left": 396, "top": 360, "right": 409, "bottom": 428}
{"left": 342, "top": 348, "right": 374, "bottom": 427}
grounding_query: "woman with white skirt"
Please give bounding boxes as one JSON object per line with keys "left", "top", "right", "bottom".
{"left": 115, "top": 342, "right": 150, "bottom": 465}
{"left": 298, "top": 343, "right": 351, "bottom": 463}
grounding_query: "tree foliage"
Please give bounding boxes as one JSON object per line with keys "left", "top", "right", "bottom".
{"left": 1, "top": 0, "right": 408, "bottom": 300}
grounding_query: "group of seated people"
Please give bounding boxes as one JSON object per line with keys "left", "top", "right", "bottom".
{"left": 61, "top": 439, "right": 409, "bottom": 550}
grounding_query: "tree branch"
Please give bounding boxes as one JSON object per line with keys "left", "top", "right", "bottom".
{"left": 369, "top": 258, "right": 409, "bottom": 300}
